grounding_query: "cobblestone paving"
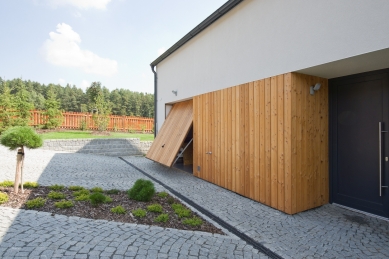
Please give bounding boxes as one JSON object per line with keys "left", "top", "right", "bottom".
{"left": 0, "top": 147, "right": 268, "bottom": 258}
{"left": 0, "top": 207, "right": 266, "bottom": 259}
{"left": 0, "top": 147, "right": 164, "bottom": 191}
{"left": 123, "top": 156, "right": 389, "bottom": 259}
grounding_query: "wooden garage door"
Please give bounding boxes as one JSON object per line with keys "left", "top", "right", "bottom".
{"left": 146, "top": 100, "right": 193, "bottom": 167}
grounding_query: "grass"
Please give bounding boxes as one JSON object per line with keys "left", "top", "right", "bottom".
{"left": 55, "top": 200, "right": 74, "bottom": 209}
{"left": 155, "top": 213, "right": 169, "bottom": 223}
{"left": 183, "top": 217, "right": 203, "bottom": 226}
{"left": 147, "top": 204, "right": 163, "bottom": 213}
{"left": 132, "top": 208, "right": 147, "bottom": 218}
{"left": 0, "top": 192, "right": 9, "bottom": 204}
{"left": 111, "top": 205, "right": 126, "bottom": 214}
{"left": 49, "top": 184, "right": 65, "bottom": 191}
{"left": 25, "top": 198, "right": 46, "bottom": 209}
{"left": 39, "top": 130, "right": 154, "bottom": 141}
{"left": 48, "top": 191, "right": 66, "bottom": 200}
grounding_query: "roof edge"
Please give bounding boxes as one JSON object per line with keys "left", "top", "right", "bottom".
{"left": 150, "top": 0, "right": 244, "bottom": 67}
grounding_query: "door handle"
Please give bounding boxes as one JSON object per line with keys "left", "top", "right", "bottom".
{"left": 379, "top": 122, "right": 388, "bottom": 196}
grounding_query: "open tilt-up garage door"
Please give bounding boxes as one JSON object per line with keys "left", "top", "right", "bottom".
{"left": 146, "top": 100, "right": 193, "bottom": 167}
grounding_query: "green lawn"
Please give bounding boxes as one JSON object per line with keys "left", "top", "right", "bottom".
{"left": 39, "top": 130, "right": 154, "bottom": 141}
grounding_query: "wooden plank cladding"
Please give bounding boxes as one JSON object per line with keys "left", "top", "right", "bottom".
{"left": 146, "top": 100, "right": 193, "bottom": 167}
{"left": 193, "top": 73, "right": 328, "bottom": 214}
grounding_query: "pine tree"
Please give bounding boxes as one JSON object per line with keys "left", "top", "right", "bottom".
{"left": 43, "top": 87, "right": 63, "bottom": 129}
{"left": 0, "top": 81, "right": 16, "bottom": 133}
{"left": 12, "top": 79, "right": 34, "bottom": 127}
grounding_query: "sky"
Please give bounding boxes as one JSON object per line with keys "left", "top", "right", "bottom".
{"left": 0, "top": 0, "right": 227, "bottom": 93}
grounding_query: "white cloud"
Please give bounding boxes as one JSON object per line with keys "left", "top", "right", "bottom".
{"left": 42, "top": 23, "right": 118, "bottom": 76}
{"left": 58, "top": 78, "right": 66, "bottom": 85}
{"left": 46, "top": 0, "right": 112, "bottom": 10}
{"left": 158, "top": 47, "right": 166, "bottom": 56}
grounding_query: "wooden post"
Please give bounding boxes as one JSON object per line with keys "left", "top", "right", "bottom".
{"left": 14, "top": 148, "right": 24, "bottom": 193}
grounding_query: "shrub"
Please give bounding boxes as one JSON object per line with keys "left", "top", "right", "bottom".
{"left": 89, "top": 192, "right": 107, "bottom": 206}
{"left": 75, "top": 194, "right": 90, "bottom": 201}
{"left": 172, "top": 203, "right": 191, "bottom": 218}
{"left": 69, "top": 186, "right": 85, "bottom": 191}
{"left": 73, "top": 189, "right": 90, "bottom": 197}
{"left": 0, "top": 180, "right": 14, "bottom": 187}
{"left": 91, "top": 187, "right": 104, "bottom": 193}
{"left": 55, "top": 200, "right": 74, "bottom": 209}
{"left": 50, "top": 184, "right": 64, "bottom": 191}
{"left": 157, "top": 192, "right": 168, "bottom": 198}
{"left": 23, "top": 182, "right": 39, "bottom": 188}
{"left": 106, "top": 189, "right": 120, "bottom": 195}
{"left": 183, "top": 217, "right": 203, "bottom": 227}
{"left": 79, "top": 119, "right": 88, "bottom": 131}
{"left": 0, "top": 192, "right": 9, "bottom": 204}
{"left": 111, "top": 206, "right": 126, "bottom": 214}
{"left": 147, "top": 204, "right": 163, "bottom": 213}
{"left": 26, "top": 197, "right": 45, "bottom": 208}
{"left": 48, "top": 191, "right": 66, "bottom": 200}
{"left": 167, "top": 197, "right": 175, "bottom": 204}
{"left": 105, "top": 196, "right": 113, "bottom": 203}
{"left": 155, "top": 213, "right": 169, "bottom": 223}
{"left": 127, "top": 179, "right": 155, "bottom": 202}
{"left": 132, "top": 208, "right": 147, "bottom": 218}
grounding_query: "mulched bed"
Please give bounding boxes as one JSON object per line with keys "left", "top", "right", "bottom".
{"left": 0, "top": 186, "right": 224, "bottom": 235}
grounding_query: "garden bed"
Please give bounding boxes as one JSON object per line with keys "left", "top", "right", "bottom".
{"left": 0, "top": 184, "right": 224, "bottom": 235}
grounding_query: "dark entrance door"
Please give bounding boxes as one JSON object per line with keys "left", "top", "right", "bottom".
{"left": 330, "top": 69, "right": 389, "bottom": 218}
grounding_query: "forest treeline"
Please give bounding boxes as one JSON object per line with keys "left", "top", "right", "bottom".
{"left": 0, "top": 78, "right": 154, "bottom": 118}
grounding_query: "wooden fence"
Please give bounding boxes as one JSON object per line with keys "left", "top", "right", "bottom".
{"left": 30, "top": 110, "right": 154, "bottom": 133}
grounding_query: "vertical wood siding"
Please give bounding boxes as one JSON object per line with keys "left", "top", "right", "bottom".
{"left": 193, "top": 72, "right": 328, "bottom": 214}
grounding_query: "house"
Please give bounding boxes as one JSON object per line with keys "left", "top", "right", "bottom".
{"left": 147, "top": 0, "right": 389, "bottom": 217}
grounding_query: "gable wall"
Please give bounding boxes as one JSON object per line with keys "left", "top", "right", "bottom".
{"left": 156, "top": 0, "right": 389, "bottom": 130}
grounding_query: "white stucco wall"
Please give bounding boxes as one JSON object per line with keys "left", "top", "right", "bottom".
{"left": 155, "top": 0, "right": 389, "bottom": 131}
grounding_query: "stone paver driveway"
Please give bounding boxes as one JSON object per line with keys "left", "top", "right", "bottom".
{"left": 1, "top": 146, "right": 389, "bottom": 258}
{"left": 0, "top": 147, "right": 267, "bottom": 259}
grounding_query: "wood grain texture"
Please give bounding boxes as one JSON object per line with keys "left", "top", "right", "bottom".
{"left": 146, "top": 100, "right": 193, "bottom": 167}
{"left": 192, "top": 73, "right": 329, "bottom": 214}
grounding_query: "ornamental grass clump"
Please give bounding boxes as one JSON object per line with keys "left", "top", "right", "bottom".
{"left": 25, "top": 197, "right": 45, "bottom": 209}
{"left": 111, "top": 205, "right": 126, "bottom": 214}
{"left": 132, "top": 208, "right": 147, "bottom": 218}
{"left": 155, "top": 213, "right": 169, "bottom": 223}
{"left": 23, "top": 182, "right": 39, "bottom": 188}
{"left": 172, "top": 203, "right": 191, "bottom": 218}
{"left": 147, "top": 204, "right": 163, "bottom": 213}
{"left": 50, "top": 184, "right": 64, "bottom": 191}
{"left": 0, "top": 192, "right": 9, "bottom": 204}
{"left": 127, "top": 179, "right": 155, "bottom": 202}
{"left": 91, "top": 187, "right": 103, "bottom": 193}
{"left": 183, "top": 217, "right": 203, "bottom": 227}
{"left": 55, "top": 200, "right": 74, "bottom": 209}
{"left": 74, "top": 194, "right": 90, "bottom": 201}
{"left": 73, "top": 189, "right": 90, "bottom": 197}
{"left": 48, "top": 191, "right": 66, "bottom": 200}
{"left": 69, "top": 186, "right": 85, "bottom": 191}
{"left": 157, "top": 191, "right": 168, "bottom": 198}
{"left": 0, "top": 180, "right": 14, "bottom": 187}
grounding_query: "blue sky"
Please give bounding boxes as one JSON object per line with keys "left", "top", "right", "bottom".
{"left": 0, "top": 0, "right": 227, "bottom": 93}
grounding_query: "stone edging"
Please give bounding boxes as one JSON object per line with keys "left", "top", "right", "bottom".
{"left": 41, "top": 138, "right": 153, "bottom": 157}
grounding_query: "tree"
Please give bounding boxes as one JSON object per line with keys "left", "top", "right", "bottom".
{"left": 87, "top": 82, "right": 112, "bottom": 131}
{"left": 43, "top": 87, "right": 63, "bottom": 129}
{"left": 0, "top": 81, "right": 16, "bottom": 133}
{"left": 12, "top": 79, "right": 34, "bottom": 126}
{"left": 0, "top": 126, "right": 43, "bottom": 193}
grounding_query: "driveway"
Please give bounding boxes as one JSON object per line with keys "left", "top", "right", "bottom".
{"left": 1, "top": 146, "right": 389, "bottom": 258}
